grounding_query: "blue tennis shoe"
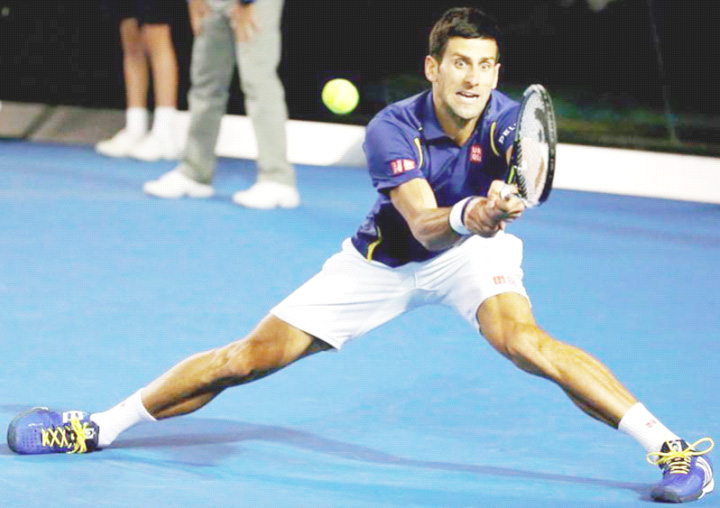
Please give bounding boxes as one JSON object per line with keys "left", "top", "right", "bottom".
{"left": 648, "top": 438, "right": 714, "bottom": 503}
{"left": 7, "top": 407, "right": 99, "bottom": 455}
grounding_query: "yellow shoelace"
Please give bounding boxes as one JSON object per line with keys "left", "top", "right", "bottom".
{"left": 40, "top": 417, "right": 91, "bottom": 454}
{"left": 647, "top": 438, "right": 715, "bottom": 474}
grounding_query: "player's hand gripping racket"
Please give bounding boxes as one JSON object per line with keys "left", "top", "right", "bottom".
{"left": 500, "top": 84, "right": 557, "bottom": 207}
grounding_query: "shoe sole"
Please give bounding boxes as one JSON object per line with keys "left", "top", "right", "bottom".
{"left": 143, "top": 183, "right": 214, "bottom": 199}
{"left": 144, "top": 190, "right": 214, "bottom": 199}
{"left": 132, "top": 153, "right": 180, "bottom": 162}
{"left": 232, "top": 196, "right": 300, "bottom": 209}
{"left": 651, "top": 476, "right": 714, "bottom": 503}
{"left": 96, "top": 148, "right": 132, "bottom": 158}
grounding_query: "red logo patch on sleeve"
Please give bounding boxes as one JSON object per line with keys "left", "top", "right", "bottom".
{"left": 390, "top": 158, "right": 416, "bottom": 175}
{"left": 470, "top": 144, "right": 483, "bottom": 163}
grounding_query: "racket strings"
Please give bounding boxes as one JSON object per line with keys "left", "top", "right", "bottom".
{"left": 516, "top": 93, "right": 550, "bottom": 204}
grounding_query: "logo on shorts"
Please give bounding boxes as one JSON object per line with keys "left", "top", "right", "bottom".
{"left": 390, "top": 158, "right": 416, "bottom": 175}
{"left": 493, "top": 275, "right": 517, "bottom": 286}
{"left": 470, "top": 144, "right": 482, "bottom": 163}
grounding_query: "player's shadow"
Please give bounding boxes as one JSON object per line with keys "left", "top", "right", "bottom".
{"left": 111, "top": 417, "right": 654, "bottom": 500}
{"left": 0, "top": 409, "right": 653, "bottom": 501}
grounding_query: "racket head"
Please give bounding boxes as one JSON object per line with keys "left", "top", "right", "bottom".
{"left": 506, "top": 84, "right": 557, "bottom": 207}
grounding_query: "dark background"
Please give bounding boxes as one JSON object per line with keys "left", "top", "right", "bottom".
{"left": 0, "top": 0, "right": 718, "bottom": 154}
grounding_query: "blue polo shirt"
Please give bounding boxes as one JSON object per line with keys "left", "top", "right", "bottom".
{"left": 351, "top": 89, "right": 519, "bottom": 267}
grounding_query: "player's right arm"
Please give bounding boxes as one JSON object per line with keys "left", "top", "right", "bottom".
{"left": 389, "top": 178, "right": 460, "bottom": 251}
{"left": 365, "top": 112, "right": 521, "bottom": 250}
{"left": 390, "top": 179, "right": 521, "bottom": 250}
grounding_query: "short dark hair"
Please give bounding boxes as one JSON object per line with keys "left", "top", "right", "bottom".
{"left": 429, "top": 7, "right": 501, "bottom": 61}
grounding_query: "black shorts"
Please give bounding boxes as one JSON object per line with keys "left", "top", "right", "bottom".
{"left": 114, "top": 0, "right": 183, "bottom": 25}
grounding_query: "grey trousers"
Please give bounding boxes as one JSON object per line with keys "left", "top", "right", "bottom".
{"left": 179, "top": 0, "right": 294, "bottom": 187}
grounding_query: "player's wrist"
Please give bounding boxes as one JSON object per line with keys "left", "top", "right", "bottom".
{"left": 448, "top": 197, "right": 476, "bottom": 236}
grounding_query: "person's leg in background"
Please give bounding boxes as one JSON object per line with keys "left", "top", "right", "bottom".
{"left": 96, "top": 13, "right": 150, "bottom": 157}
{"left": 231, "top": 0, "right": 299, "bottom": 209}
{"left": 129, "top": 1, "right": 182, "bottom": 161}
{"left": 143, "top": 1, "right": 235, "bottom": 198}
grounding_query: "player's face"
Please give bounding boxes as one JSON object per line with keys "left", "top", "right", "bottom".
{"left": 425, "top": 37, "right": 500, "bottom": 124}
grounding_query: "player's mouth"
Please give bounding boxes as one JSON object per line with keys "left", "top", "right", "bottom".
{"left": 456, "top": 91, "right": 480, "bottom": 102}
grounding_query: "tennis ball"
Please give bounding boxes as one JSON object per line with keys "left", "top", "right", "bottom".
{"left": 322, "top": 79, "right": 359, "bottom": 115}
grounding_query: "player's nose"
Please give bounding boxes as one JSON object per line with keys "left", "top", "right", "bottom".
{"left": 464, "top": 66, "right": 481, "bottom": 86}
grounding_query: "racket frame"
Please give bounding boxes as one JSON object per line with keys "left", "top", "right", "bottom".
{"left": 505, "top": 84, "right": 557, "bottom": 206}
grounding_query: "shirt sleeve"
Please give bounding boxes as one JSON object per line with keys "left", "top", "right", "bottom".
{"left": 363, "top": 116, "right": 424, "bottom": 194}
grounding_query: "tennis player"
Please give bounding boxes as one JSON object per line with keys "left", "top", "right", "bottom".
{"left": 8, "top": 7, "right": 713, "bottom": 504}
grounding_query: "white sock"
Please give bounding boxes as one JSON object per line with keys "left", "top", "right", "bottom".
{"left": 150, "top": 106, "right": 176, "bottom": 137}
{"left": 126, "top": 107, "right": 149, "bottom": 137}
{"left": 618, "top": 402, "right": 681, "bottom": 453}
{"left": 91, "top": 389, "right": 156, "bottom": 447}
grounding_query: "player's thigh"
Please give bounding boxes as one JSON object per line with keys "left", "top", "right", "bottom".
{"left": 436, "top": 233, "right": 529, "bottom": 329}
{"left": 271, "top": 240, "right": 416, "bottom": 349}
{"left": 243, "top": 315, "right": 329, "bottom": 369}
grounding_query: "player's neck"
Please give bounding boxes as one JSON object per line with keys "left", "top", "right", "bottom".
{"left": 434, "top": 101, "right": 480, "bottom": 146}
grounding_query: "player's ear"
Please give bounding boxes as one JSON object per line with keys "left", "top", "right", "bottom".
{"left": 424, "top": 55, "right": 439, "bottom": 83}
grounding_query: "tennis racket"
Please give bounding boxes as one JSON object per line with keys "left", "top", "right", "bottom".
{"left": 501, "top": 84, "right": 557, "bottom": 207}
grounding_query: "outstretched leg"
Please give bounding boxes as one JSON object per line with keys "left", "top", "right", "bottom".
{"left": 91, "top": 315, "right": 329, "bottom": 445}
{"left": 477, "top": 292, "right": 714, "bottom": 503}
{"left": 477, "top": 292, "right": 636, "bottom": 427}
{"left": 142, "top": 315, "right": 329, "bottom": 419}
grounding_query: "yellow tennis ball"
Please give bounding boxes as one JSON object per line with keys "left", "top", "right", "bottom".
{"left": 322, "top": 79, "right": 359, "bottom": 115}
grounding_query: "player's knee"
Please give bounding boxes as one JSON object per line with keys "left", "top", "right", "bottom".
{"left": 503, "top": 323, "right": 552, "bottom": 370}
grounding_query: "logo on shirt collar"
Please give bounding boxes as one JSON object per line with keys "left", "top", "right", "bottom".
{"left": 470, "top": 144, "right": 483, "bottom": 164}
{"left": 390, "top": 158, "right": 416, "bottom": 175}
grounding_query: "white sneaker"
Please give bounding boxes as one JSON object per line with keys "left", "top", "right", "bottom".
{"left": 143, "top": 170, "right": 214, "bottom": 199}
{"left": 232, "top": 182, "right": 300, "bottom": 209}
{"left": 95, "top": 129, "right": 144, "bottom": 158}
{"left": 129, "top": 132, "right": 180, "bottom": 161}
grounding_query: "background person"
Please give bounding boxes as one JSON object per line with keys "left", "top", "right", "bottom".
{"left": 96, "top": 0, "right": 183, "bottom": 161}
{"left": 142, "top": 0, "right": 298, "bottom": 210}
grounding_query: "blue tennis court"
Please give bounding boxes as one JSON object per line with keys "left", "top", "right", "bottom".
{"left": 1, "top": 140, "right": 718, "bottom": 507}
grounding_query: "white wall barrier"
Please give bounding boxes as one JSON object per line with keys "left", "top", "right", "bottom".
{"left": 176, "top": 111, "right": 720, "bottom": 205}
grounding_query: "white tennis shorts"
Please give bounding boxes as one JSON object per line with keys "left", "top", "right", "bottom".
{"left": 271, "top": 232, "right": 529, "bottom": 349}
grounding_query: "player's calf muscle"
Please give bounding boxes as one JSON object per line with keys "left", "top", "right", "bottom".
{"left": 203, "top": 339, "right": 280, "bottom": 386}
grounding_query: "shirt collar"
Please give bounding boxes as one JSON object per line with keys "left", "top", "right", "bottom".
{"left": 418, "top": 91, "right": 448, "bottom": 141}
